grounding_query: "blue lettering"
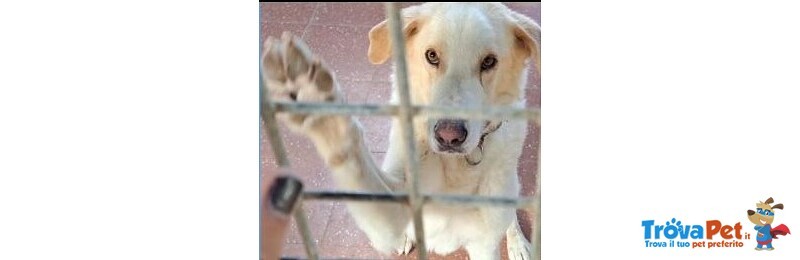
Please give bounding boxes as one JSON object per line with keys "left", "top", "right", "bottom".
{"left": 642, "top": 220, "right": 654, "bottom": 239}
{"left": 690, "top": 225, "right": 704, "bottom": 239}
{"left": 655, "top": 223, "right": 664, "bottom": 239}
{"left": 664, "top": 224, "right": 678, "bottom": 239}
{"left": 643, "top": 219, "right": 705, "bottom": 240}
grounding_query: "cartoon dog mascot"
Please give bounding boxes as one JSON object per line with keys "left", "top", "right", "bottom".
{"left": 747, "top": 197, "right": 791, "bottom": 250}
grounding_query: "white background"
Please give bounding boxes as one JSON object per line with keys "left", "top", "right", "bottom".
{"left": 0, "top": 0, "right": 797, "bottom": 259}
{"left": 544, "top": 0, "right": 798, "bottom": 259}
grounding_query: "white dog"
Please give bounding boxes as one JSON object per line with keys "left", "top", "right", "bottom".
{"left": 263, "top": 3, "right": 540, "bottom": 259}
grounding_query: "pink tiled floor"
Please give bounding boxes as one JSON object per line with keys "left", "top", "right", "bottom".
{"left": 261, "top": 3, "right": 541, "bottom": 259}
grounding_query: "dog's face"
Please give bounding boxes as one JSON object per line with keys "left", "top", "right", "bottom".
{"left": 368, "top": 3, "right": 540, "bottom": 155}
{"left": 747, "top": 197, "right": 783, "bottom": 226}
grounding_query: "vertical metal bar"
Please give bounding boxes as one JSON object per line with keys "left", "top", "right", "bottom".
{"left": 290, "top": 200, "right": 317, "bottom": 259}
{"left": 260, "top": 67, "right": 290, "bottom": 167}
{"left": 260, "top": 64, "right": 319, "bottom": 260}
{"left": 531, "top": 126, "right": 541, "bottom": 260}
{"left": 384, "top": 2, "right": 428, "bottom": 259}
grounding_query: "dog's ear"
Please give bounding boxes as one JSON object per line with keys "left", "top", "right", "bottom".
{"left": 772, "top": 203, "right": 784, "bottom": 210}
{"left": 368, "top": 6, "right": 422, "bottom": 65}
{"left": 765, "top": 197, "right": 775, "bottom": 204}
{"left": 509, "top": 11, "right": 541, "bottom": 72}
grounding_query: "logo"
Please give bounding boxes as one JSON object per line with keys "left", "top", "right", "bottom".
{"left": 746, "top": 197, "right": 791, "bottom": 251}
{"left": 641, "top": 196, "right": 791, "bottom": 250}
{"left": 642, "top": 218, "right": 746, "bottom": 249}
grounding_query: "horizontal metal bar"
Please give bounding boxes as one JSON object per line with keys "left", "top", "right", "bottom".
{"left": 274, "top": 102, "right": 397, "bottom": 116}
{"left": 303, "top": 191, "right": 535, "bottom": 209}
{"left": 430, "top": 193, "right": 533, "bottom": 208}
{"left": 273, "top": 101, "right": 540, "bottom": 124}
{"left": 303, "top": 191, "right": 407, "bottom": 202}
{"left": 281, "top": 257, "right": 386, "bottom": 260}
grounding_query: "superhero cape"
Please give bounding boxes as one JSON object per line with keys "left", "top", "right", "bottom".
{"left": 770, "top": 224, "right": 791, "bottom": 239}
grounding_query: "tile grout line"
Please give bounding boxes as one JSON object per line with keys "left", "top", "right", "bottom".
{"left": 316, "top": 201, "right": 338, "bottom": 251}
{"left": 301, "top": 3, "right": 321, "bottom": 39}
{"left": 308, "top": 22, "right": 378, "bottom": 29}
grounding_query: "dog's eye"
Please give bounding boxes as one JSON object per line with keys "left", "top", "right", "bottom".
{"left": 425, "top": 49, "right": 439, "bottom": 67}
{"left": 480, "top": 55, "right": 497, "bottom": 71}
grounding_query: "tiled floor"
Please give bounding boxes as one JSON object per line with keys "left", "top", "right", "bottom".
{"left": 261, "top": 3, "right": 541, "bottom": 259}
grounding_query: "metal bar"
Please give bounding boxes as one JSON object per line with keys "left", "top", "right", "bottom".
{"left": 303, "top": 191, "right": 535, "bottom": 208}
{"left": 532, "top": 192, "right": 541, "bottom": 260}
{"left": 533, "top": 132, "right": 542, "bottom": 260}
{"left": 303, "top": 191, "right": 407, "bottom": 202}
{"left": 272, "top": 101, "right": 541, "bottom": 124}
{"left": 260, "top": 65, "right": 319, "bottom": 260}
{"left": 384, "top": 2, "right": 427, "bottom": 259}
{"left": 281, "top": 257, "right": 397, "bottom": 260}
{"left": 427, "top": 194, "right": 533, "bottom": 208}
{"left": 274, "top": 101, "right": 397, "bottom": 117}
{"left": 292, "top": 201, "right": 318, "bottom": 260}
{"left": 260, "top": 59, "right": 290, "bottom": 167}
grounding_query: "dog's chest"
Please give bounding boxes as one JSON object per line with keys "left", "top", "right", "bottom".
{"left": 413, "top": 156, "right": 492, "bottom": 254}
{"left": 419, "top": 204, "right": 486, "bottom": 255}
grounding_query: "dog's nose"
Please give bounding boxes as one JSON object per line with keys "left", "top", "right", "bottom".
{"left": 747, "top": 210, "right": 755, "bottom": 216}
{"left": 434, "top": 119, "right": 467, "bottom": 148}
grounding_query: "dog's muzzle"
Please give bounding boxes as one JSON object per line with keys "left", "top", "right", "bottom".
{"left": 434, "top": 119, "right": 467, "bottom": 153}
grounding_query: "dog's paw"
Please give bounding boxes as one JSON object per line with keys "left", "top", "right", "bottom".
{"left": 262, "top": 32, "right": 339, "bottom": 132}
{"left": 507, "top": 234, "right": 532, "bottom": 260}
{"left": 396, "top": 234, "right": 415, "bottom": 255}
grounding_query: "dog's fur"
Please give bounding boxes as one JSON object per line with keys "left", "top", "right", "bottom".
{"left": 263, "top": 3, "right": 540, "bottom": 259}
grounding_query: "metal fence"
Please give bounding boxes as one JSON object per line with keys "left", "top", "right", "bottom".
{"left": 261, "top": 3, "right": 540, "bottom": 260}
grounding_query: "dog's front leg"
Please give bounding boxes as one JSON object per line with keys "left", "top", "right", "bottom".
{"left": 263, "top": 32, "right": 410, "bottom": 254}
{"left": 506, "top": 214, "right": 532, "bottom": 260}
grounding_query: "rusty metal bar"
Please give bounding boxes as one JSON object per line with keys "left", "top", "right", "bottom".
{"left": 303, "top": 191, "right": 406, "bottom": 202}
{"left": 260, "top": 64, "right": 319, "bottom": 260}
{"left": 384, "top": 2, "right": 428, "bottom": 259}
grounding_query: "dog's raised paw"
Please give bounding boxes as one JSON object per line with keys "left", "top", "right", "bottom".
{"left": 262, "top": 32, "right": 339, "bottom": 130}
